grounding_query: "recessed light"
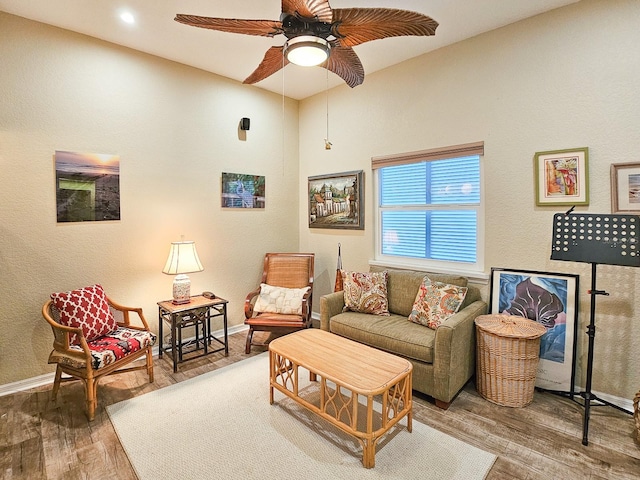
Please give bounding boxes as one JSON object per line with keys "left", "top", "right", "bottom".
{"left": 120, "top": 11, "right": 135, "bottom": 25}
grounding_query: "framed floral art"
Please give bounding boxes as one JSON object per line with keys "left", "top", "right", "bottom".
{"left": 534, "top": 147, "right": 589, "bottom": 206}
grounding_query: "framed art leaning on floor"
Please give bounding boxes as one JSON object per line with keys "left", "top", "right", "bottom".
{"left": 489, "top": 267, "right": 579, "bottom": 393}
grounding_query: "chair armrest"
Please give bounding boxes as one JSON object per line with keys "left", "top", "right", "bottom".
{"left": 244, "top": 288, "right": 261, "bottom": 319}
{"left": 301, "top": 289, "right": 313, "bottom": 321}
{"left": 320, "top": 291, "right": 345, "bottom": 331}
{"left": 431, "top": 299, "right": 487, "bottom": 403}
{"left": 41, "top": 300, "right": 92, "bottom": 362}
{"left": 107, "top": 297, "right": 150, "bottom": 331}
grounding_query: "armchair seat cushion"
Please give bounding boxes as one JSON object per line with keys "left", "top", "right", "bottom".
{"left": 245, "top": 312, "right": 305, "bottom": 326}
{"left": 49, "top": 327, "right": 156, "bottom": 370}
{"left": 328, "top": 311, "right": 435, "bottom": 363}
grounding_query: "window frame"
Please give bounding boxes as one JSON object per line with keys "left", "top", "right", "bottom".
{"left": 372, "top": 142, "right": 485, "bottom": 278}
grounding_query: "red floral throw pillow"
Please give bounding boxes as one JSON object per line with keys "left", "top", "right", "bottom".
{"left": 50, "top": 284, "right": 117, "bottom": 345}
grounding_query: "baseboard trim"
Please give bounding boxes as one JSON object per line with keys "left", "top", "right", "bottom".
{"left": 0, "top": 324, "right": 249, "bottom": 397}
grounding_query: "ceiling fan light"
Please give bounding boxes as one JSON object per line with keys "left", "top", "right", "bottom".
{"left": 284, "top": 36, "right": 330, "bottom": 67}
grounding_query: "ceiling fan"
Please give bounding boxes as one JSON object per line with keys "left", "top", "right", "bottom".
{"left": 175, "top": 0, "right": 438, "bottom": 88}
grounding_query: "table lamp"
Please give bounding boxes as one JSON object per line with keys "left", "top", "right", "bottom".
{"left": 162, "top": 240, "right": 204, "bottom": 304}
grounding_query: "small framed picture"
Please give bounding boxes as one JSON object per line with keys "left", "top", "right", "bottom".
{"left": 534, "top": 147, "right": 589, "bottom": 206}
{"left": 221, "top": 172, "right": 265, "bottom": 208}
{"left": 610, "top": 162, "right": 640, "bottom": 214}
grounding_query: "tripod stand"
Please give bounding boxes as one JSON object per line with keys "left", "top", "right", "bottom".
{"left": 551, "top": 213, "right": 639, "bottom": 445}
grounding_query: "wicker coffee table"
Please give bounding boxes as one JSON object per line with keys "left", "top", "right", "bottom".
{"left": 268, "top": 329, "right": 413, "bottom": 468}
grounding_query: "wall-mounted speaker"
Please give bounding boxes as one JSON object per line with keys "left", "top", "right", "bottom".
{"left": 240, "top": 117, "right": 250, "bottom": 131}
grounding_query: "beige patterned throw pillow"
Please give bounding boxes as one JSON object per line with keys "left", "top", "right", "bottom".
{"left": 342, "top": 270, "right": 390, "bottom": 315}
{"left": 408, "top": 276, "right": 467, "bottom": 329}
{"left": 253, "top": 283, "right": 310, "bottom": 315}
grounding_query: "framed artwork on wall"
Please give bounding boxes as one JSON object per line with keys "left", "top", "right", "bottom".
{"left": 534, "top": 147, "right": 589, "bottom": 206}
{"left": 489, "top": 267, "right": 579, "bottom": 393}
{"left": 54, "top": 150, "right": 121, "bottom": 223}
{"left": 610, "top": 162, "right": 640, "bottom": 214}
{"left": 308, "top": 170, "right": 364, "bottom": 230}
{"left": 221, "top": 172, "right": 265, "bottom": 208}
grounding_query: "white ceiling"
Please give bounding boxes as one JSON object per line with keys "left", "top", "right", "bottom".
{"left": 0, "top": 0, "right": 580, "bottom": 100}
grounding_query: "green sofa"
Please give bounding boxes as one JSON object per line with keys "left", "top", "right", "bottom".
{"left": 320, "top": 266, "right": 487, "bottom": 409}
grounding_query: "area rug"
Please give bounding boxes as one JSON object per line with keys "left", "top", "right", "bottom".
{"left": 107, "top": 353, "right": 496, "bottom": 479}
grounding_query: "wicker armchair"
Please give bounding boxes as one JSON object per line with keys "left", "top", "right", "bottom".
{"left": 42, "top": 285, "right": 155, "bottom": 421}
{"left": 244, "top": 253, "right": 314, "bottom": 353}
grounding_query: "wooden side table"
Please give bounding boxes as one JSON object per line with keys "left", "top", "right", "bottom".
{"left": 158, "top": 295, "right": 229, "bottom": 372}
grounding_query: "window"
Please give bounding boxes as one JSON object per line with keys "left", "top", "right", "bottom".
{"left": 373, "top": 142, "right": 484, "bottom": 273}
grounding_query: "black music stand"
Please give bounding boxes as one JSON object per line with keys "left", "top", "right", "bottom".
{"left": 551, "top": 212, "right": 640, "bottom": 445}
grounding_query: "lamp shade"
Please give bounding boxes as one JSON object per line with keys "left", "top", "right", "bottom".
{"left": 162, "top": 241, "right": 204, "bottom": 275}
{"left": 284, "top": 36, "right": 330, "bottom": 67}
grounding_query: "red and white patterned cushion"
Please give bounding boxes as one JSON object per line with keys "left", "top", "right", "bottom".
{"left": 49, "top": 327, "right": 156, "bottom": 370}
{"left": 50, "top": 284, "right": 117, "bottom": 345}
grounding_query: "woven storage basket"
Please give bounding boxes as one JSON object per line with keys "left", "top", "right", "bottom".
{"left": 475, "top": 314, "right": 547, "bottom": 407}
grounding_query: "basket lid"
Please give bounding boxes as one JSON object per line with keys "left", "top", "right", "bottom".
{"left": 474, "top": 314, "right": 547, "bottom": 339}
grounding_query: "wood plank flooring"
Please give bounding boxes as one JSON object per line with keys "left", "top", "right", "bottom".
{"left": 1, "top": 331, "right": 639, "bottom": 479}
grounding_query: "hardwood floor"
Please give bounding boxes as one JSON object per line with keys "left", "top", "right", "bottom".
{"left": 1, "top": 331, "right": 639, "bottom": 479}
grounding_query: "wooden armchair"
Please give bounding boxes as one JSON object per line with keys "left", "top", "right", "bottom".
{"left": 42, "top": 284, "right": 156, "bottom": 421}
{"left": 244, "top": 253, "right": 314, "bottom": 353}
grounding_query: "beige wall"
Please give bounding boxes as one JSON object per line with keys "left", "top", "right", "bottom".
{"left": 0, "top": 13, "right": 300, "bottom": 385}
{"left": 2, "top": 0, "right": 638, "bottom": 402}
{"left": 298, "top": 0, "right": 640, "bottom": 400}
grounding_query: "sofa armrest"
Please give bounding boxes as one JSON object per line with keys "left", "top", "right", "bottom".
{"left": 320, "top": 291, "right": 345, "bottom": 331}
{"left": 431, "top": 299, "right": 488, "bottom": 403}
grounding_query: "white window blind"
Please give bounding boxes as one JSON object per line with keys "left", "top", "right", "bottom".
{"left": 374, "top": 142, "right": 483, "bottom": 269}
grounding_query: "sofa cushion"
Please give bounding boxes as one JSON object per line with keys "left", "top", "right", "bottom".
{"left": 329, "top": 311, "right": 435, "bottom": 363}
{"left": 342, "top": 270, "right": 390, "bottom": 316}
{"left": 370, "top": 266, "right": 468, "bottom": 317}
{"left": 253, "top": 283, "right": 310, "bottom": 315}
{"left": 408, "top": 276, "right": 468, "bottom": 329}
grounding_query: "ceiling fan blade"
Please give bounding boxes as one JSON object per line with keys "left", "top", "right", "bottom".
{"left": 175, "top": 14, "right": 282, "bottom": 37}
{"left": 324, "top": 45, "right": 364, "bottom": 88}
{"left": 282, "top": 0, "right": 333, "bottom": 22}
{"left": 243, "top": 46, "right": 289, "bottom": 85}
{"left": 332, "top": 8, "right": 438, "bottom": 47}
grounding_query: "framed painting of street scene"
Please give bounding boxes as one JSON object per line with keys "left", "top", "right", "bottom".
{"left": 308, "top": 170, "right": 364, "bottom": 230}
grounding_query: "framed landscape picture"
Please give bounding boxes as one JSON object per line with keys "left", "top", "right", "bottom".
{"left": 610, "top": 162, "right": 640, "bottom": 214}
{"left": 535, "top": 147, "right": 589, "bottom": 206}
{"left": 308, "top": 170, "right": 364, "bottom": 230}
{"left": 221, "top": 172, "right": 265, "bottom": 208}
{"left": 54, "top": 150, "right": 120, "bottom": 222}
{"left": 489, "top": 267, "right": 579, "bottom": 393}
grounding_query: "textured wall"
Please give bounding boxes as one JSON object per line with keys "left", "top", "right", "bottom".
{"left": 0, "top": 13, "right": 300, "bottom": 385}
{"left": 298, "top": 0, "right": 640, "bottom": 400}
